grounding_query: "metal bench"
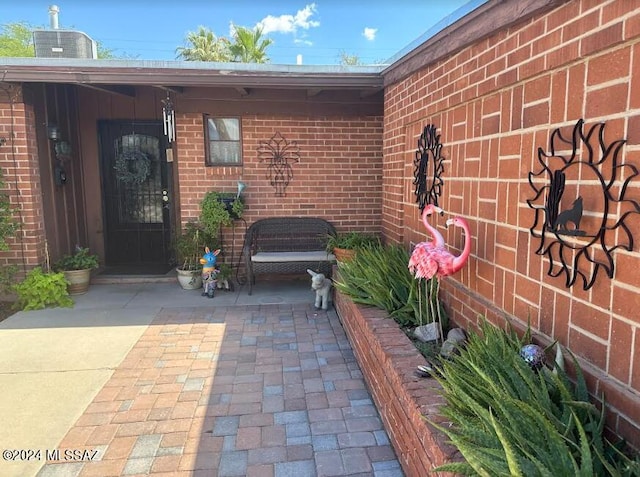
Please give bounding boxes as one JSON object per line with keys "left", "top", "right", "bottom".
{"left": 242, "top": 217, "right": 336, "bottom": 295}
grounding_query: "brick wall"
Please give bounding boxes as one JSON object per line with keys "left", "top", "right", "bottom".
{"left": 0, "top": 86, "right": 46, "bottom": 277}
{"left": 175, "top": 114, "right": 383, "bottom": 266}
{"left": 334, "top": 289, "right": 460, "bottom": 476}
{"left": 383, "top": 0, "right": 640, "bottom": 448}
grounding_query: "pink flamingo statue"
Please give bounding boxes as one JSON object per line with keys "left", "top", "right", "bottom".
{"left": 443, "top": 216, "right": 471, "bottom": 275}
{"left": 408, "top": 204, "right": 445, "bottom": 339}
{"left": 409, "top": 209, "right": 471, "bottom": 343}
{"left": 408, "top": 204, "right": 445, "bottom": 280}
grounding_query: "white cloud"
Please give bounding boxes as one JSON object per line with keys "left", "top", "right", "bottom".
{"left": 294, "top": 38, "right": 314, "bottom": 46}
{"left": 363, "top": 27, "right": 377, "bottom": 41}
{"left": 257, "top": 3, "right": 320, "bottom": 35}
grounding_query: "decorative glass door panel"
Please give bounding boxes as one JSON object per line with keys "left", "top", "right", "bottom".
{"left": 99, "top": 121, "right": 172, "bottom": 271}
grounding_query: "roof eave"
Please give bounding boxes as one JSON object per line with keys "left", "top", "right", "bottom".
{"left": 382, "top": 0, "right": 565, "bottom": 86}
{"left": 0, "top": 59, "right": 384, "bottom": 90}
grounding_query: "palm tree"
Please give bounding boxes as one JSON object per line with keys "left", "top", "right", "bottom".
{"left": 176, "top": 26, "right": 232, "bottom": 62}
{"left": 228, "top": 26, "right": 273, "bottom": 63}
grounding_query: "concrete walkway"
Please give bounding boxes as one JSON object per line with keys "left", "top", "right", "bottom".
{"left": 0, "top": 279, "right": 403, "bottom": 476}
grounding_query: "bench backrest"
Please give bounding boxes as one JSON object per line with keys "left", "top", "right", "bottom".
{"left": 244, "top": 217, "right": 336, "bottom": 253}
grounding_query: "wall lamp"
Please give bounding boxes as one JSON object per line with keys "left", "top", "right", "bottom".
{"left": 47, "top": 124, "right": 61, "bottom": 141}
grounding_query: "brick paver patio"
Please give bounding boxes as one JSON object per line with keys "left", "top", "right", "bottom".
{"left": 37, "top": 304, "right": 403, "bottom": 477}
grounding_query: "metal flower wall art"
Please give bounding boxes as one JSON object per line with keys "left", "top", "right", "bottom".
{"left": 258, "top": 132, "right": 300, "bottom": 196}
{"left": 527, "top": 119, "right": 640, "bottom": 290}
{"left": 413, "top": 124, "right": 445, "bottom": 211}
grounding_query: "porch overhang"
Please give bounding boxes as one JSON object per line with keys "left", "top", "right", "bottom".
{"left": 0, "top": 59, "right": 385, "bottom": 97}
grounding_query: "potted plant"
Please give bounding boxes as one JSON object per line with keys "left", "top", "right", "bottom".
{"left": 53, "top": 246, "right": 99, "bottom": 295}
{"left": 200, "top": 191, "right": 245, "bottom": 237}
{"left": 326, "top": 231, "right": 380, "bottom": 263}
{"left": 174, "top": 222, "right": 218, "bottom": 290}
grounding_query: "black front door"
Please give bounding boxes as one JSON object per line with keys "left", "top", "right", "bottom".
{"left": 99, "top": 120, "right": 172, "bottom": 273}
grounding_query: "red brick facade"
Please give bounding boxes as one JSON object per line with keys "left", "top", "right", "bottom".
{"left": 0, "top": 86, "right": 46, "bottom": 273}
{"left": 1, "top": 0, "right": 639, "bottom": 454}
{"left": 383, "top": 0, "right": 640, "bottom": 447}
{"left": 175, "top": 113, "right": 383, "bottom": 265}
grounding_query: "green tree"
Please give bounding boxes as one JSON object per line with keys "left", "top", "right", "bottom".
{"left": 96, "top": 42, "right": 117, "bottom": 59}
{"left": 1, "top": 21, "right": 126, "bottom": 59}
{"left": 229, "top": 26, "right": 273, "bottom": 63}
{"left": 338, "top": 51, "right": 362, "bottom": 66}
{"left": 0, "top": 22, "right": 36, "bottom": 57}
{"left": 176, "top": 26, "right": 232, "bottom": 62}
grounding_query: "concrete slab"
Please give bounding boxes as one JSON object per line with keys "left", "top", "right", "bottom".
{"left": 0, "top": 305, "right": 157, "bottom": 477}
{"left": 0, "top": 370, "right": 111, "bottom": 477}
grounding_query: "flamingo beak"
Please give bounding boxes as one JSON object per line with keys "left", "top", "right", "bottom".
{"left": 445, "top": 218, "right": 454, "bottom": 228}
{"left": 434, "top": 206, "right": 445, "bottom": 216}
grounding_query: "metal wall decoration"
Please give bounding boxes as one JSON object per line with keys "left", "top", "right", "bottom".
{"left": 527, "top": 119, "right": 640, "bottom": 290}
{"left": 413, "top": 124, "right": 445, "bottom": 211}
{"left": 257, "top": 132, "right": 300, "bottom": 197}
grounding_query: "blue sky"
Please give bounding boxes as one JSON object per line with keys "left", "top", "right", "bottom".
{"left": 2, "top": 1, "right": 479, "bottom": 65}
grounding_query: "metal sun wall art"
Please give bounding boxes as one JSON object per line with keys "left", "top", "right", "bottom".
{"left": 527, "top": 119, "right": 640, "bottom": 290}
{"left": 257, "top": 132, "right": 300, "bottom": 197}
{"left": 414, "top": 124, "right": 445, "bottom": 212}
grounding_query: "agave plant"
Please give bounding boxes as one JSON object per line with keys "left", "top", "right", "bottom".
{"left": 334, "top": 243, "right": 445, "bottom": 328}
{"left": 431, "top": 318, "right": 640, "bottom": 476}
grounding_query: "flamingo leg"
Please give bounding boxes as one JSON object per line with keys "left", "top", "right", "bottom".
{"left": 428, "top": 278, "right": 444, "bottom": 344}
{"left": 417, "top": 278, "right": 423, "bottom": 327}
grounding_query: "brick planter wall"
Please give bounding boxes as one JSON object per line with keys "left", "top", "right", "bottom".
{"left": 334, "top": 289, "right": 460, "bottom": 476}
{"left": 381, "top": 0, "right": 640, "bottom": 449}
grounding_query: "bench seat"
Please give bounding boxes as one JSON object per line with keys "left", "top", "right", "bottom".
{"left": 242, "top": 217, "right": 336, "bottom": 294}
{"left": 251, "top": 251, "right": 336, "bottom": 263}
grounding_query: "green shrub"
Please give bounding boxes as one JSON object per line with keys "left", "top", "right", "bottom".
{"left": 334, "top": 244, "right": 445, "bottom": 327}
{"left": 431, "top": 318, "right": 640, "bottom": 476}
{"left": 0, "top": 264, "right": 17, "bottom": 295}
{"left": 13, "top": 267, "right": 74, "bottom": 311}
{"left": 174, "top": 222, "right": 219, "bottom": 271}
{"left": 200, "top": 191, "right": 244, "bottom": 237}
{"left": 0, "top": 167, "right": 18, "bottom": 294}
{"left": 325, "top": 231, "right": 380, "bottom": 251}
{"left": 0, "top": 167, "right": 17, "bottom": 251}
{"left": 53, "top": 246, "right": 99, "bottom": 271}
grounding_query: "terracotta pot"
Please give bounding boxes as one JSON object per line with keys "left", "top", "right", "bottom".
{"left": 63, "top": 269, "right": 92, "bottom": 295}
{"left": 333, "top": 247, "right": 357, "bottom": 264}
{"left": 176, "top": 267, "right": 203, "bottom": 290}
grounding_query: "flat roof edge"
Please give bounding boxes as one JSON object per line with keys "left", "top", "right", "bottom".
{"left": 382, "top": 0, "right": 565, "bottom": 86}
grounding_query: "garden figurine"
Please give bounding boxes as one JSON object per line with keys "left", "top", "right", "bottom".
{"left": 200, "top": 247, "right": 221, "bottom": 298}
{"left": 307, "top": 269, "right": 332, "bottom": 310}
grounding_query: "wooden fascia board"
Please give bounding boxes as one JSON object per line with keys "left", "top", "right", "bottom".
{"left": 76, "top": 83, "right": 136, "bottom": 97}
{"left": 0, "top": 67, "right": 382, "bottom": 90}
